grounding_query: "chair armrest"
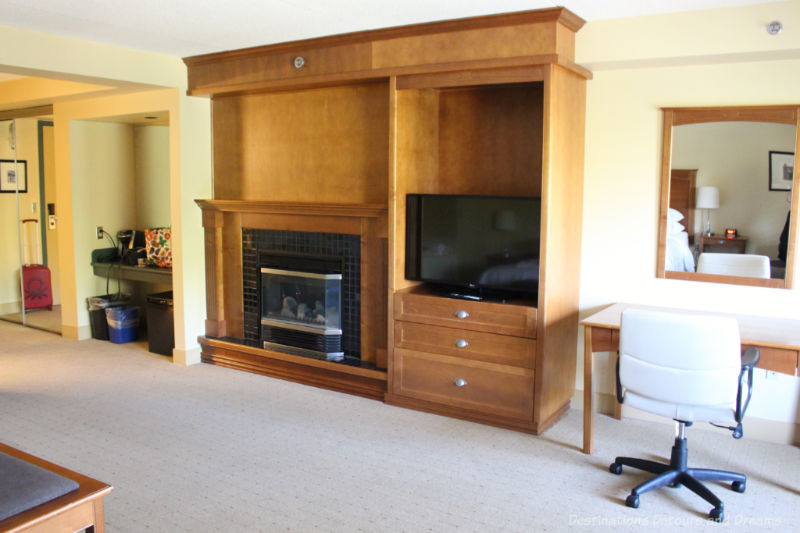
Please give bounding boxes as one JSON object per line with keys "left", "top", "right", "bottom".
{"left": 741, "top": 346, "right": 760, "bottom": 370}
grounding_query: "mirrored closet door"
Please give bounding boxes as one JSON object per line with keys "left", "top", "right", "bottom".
{"left": 0, "top": 116, "right": 61, "bottom": 333}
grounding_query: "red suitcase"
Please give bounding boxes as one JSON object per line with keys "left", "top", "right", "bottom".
{"left": 20, "top": 219, "right": 53, "bottom": 310}
{"left": 23, "top": 264, "right": 53, "bottom": 310}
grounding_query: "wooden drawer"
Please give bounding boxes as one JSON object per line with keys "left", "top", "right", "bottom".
{"left": 394, "top": 291, "right": 536, "bottom": 338}
{"left": 590, "top": 327, "right": 619, "bottom": 353}
{"left": 394, "top": 348, "right": 534, "bottom": 420}
{"left": 744, "top": 345, "right": 798, "bottom": 375}
{"left": 394, "top": 321, "right": 534, "bottom": 367}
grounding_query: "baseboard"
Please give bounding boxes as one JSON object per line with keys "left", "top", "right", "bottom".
{"left": 173, "top": 345, "right": 202, "bottom": 366}
{"left": 571, "top": 390, "right": 800, "bottom": 447}
{"left": 0, "top": 301, "right": 21, "bottom": 315}
{"left": 62, "top": 324, "right": 91, "bottom": 340}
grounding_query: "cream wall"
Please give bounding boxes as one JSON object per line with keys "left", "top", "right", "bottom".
{"left": 69, "top": 120, "right": 137, "bottom": 300}
{"left": 2, "top": 26, "right": 212, "bottom": 365}
{"left": 576, "top": 2, "right": 800, "bottom": 443}
{"left": 135, "top": 125, "right": 170, "bottom": 229}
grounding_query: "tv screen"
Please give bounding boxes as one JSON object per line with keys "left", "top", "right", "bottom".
{"left": 406, "top": 194, "right": 541, "bottom": 300}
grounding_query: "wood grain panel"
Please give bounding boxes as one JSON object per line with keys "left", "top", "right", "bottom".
{"left": 373, "top": 24, "right": 558, "bottom": 69}
{"left": 213, "top": 83, "right": 389, "bottom": 204}
{"left": 222, "top": 212, "right": 244, "bottom": 338}
{"left": 669, "top": 169, "right": 696, "bottom": 243}
{"left": 396, "top": 65, "right": 546, "bottom": 90}
{"left": 664, "top": 270, "right": 784, "bottom": 288}
{"left": 240, "top": 213, "right": 363, "bottom": 235}
{"left": 666, "top": 106, "right": 797, "bottom": 126}
{"left": 656, "top": 110, "right": 674, "bottom": 278}
{"left": 394, "top": 289, "right": 537, "bottom": 338}
{"left": 533, "top": 64, "right": 586, "bottom": 430}
{"left": 589, "top": 326, "right": 620, "bottom": 353}
{"left": 437, "top": 84, "right": 543, "bottom": 196}
{"left": 201, "top": 210, "right": 225, "bottom": 337}
{"left": 743, "top": 345, "right": 798, "bottom": 375}
{"left": 185, "top": 8, "right": 584, "bottom": 95}
{"left": 361, "top": 217, "right": 388, "bottom": 367}
{"left": 188, "top": 42, "right": 372, "bottom": 91}
{"left": 200, "top": 337, "right": 387, "bottom": 400}
{"left": 394, "top": 321, "right": 535, "bottom": 367}
{"left": 394, "top": 348, "right": 534, "bottom": 420}
{"left": 391, "top": 87, "right": 439, "bottom": 294}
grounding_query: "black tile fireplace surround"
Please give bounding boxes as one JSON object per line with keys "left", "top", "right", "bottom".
{"left": 242, "top": 229, "right": 362, "bottom": 361}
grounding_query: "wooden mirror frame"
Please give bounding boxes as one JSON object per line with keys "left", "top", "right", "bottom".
{"left": 657, "top": 105, "right": 800, "bottom": 288}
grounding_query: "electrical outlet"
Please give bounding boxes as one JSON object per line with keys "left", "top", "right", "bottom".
{"left": 96, "top": 226, "right": 104, "bottom": 240}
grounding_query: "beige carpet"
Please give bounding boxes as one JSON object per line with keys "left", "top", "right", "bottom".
{"left": 0, "top": 321, "right": 797, "bottom": 532}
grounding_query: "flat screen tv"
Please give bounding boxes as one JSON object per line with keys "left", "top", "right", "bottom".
{"left": 406, "top": 194, "right": 541, "bottom": 301}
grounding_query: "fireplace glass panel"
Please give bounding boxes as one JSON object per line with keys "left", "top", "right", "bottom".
{"left": 260, "top": 268, "right": 342, "bottom": 333}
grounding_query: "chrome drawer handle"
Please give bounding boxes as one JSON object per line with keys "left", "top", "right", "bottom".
{"left": 454, "top": 378, "right": 468, "bottom": 387}
{"left": 455, "top": 339, "right": 469, "bottom": 348}
{"left": 455, "top": 310, "right": 469, "bottom": 319}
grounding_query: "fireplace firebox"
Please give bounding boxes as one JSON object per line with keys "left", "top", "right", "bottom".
{"left": 260, "top": 266, "right": 343, "bottom": 360}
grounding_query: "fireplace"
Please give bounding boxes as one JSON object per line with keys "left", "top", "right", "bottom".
{"left": 242, "top": 229, "right": 361, "bottom": 361}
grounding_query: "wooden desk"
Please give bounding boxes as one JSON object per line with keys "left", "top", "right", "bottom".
{"left": 581, "top": 303, "right": 800, "bottom": 454}
{"left": 0, "top": 443, "right": 112, "bottom": 533}
{"left": 699, "top": 235, "right": 747, "bottom": 254}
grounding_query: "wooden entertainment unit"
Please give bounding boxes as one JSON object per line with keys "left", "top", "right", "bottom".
{"left": 188, "top": 7, "right": 589, "bottom": 434}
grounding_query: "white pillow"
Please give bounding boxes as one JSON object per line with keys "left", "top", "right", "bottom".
{"left": 667, "top": 221, "right": 685, "bottom": 234}
{"left": 667, "top": 208, "right": 684, "bottom": 223}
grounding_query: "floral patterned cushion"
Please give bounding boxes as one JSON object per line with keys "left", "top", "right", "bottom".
{"left": 145, "top": 227, "right": 172, "bottom": 268}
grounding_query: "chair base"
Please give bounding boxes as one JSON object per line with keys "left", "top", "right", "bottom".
{"left": 610, "top": 435, "right": 746, "bottom": 522}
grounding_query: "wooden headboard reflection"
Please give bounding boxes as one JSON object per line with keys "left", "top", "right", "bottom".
{"left": 670, "top": 169, "right": 697, "bottom": 243}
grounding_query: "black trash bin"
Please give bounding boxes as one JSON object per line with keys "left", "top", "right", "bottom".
{"left": 87, "top": 294, "right": 130, "bottom": 340}
{"left": 146, "top": 291, "right": 174, "bottom": 356}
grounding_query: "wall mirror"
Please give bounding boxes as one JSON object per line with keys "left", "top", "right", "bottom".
{"left": 657, "top": 106, "right": 799, "bottom": 288}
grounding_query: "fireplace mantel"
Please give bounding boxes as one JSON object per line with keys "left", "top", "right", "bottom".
{"left": 195, "top": 200, "right": 386, "bottom": 219}
{"left": 196, "top": 199, "right": 389, "bottom": 398}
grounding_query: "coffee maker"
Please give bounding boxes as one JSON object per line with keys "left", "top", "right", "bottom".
{"left": 117, "top": 230, "right": 134, "bottom": 258}
{"left": 117, "top": 230, "right": 145, "bottom": 263}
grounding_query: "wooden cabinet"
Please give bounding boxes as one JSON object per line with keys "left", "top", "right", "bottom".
{"left": 392, "top": 289, "right": 537, "bottom": 423}
{"left": 699, "top": 235, "right": 747, "bottom": 254}
{"left": 188, "top": 7, "right": 589, "bottom": 434}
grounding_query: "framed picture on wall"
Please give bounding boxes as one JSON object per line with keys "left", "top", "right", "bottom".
{"left": 0, "top": 160, "right": 27, "bottom": 193}
{"left": 769, "top": 151, "right": 794, "bottom": 191}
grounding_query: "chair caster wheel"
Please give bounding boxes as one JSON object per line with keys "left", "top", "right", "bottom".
{"left": 609, "top": 462, "right": 622, "bottom": 475}
{"left": 709, "top": 506, "right": 724, "bottom": 522}
{"left": 731, "top": 481, "right": 746, "bottom": 493}
{"left": 625, "top": 494, "right": 639, "bottom": 509}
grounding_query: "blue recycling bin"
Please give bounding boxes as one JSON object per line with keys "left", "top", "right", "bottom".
{"left": 105, "top": 305, "right": 140, "bottom": 344}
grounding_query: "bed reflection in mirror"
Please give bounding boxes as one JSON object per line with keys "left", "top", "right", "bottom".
{"left": 659, "top": 107, "right": 798, "bottom": 288}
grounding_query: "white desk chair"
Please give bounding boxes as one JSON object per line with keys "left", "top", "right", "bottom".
{"left": 696, "top": 252, "right": 770, "bottom": 278}
{"left": 609, "top": 308, "right": 759, "bottom": 522}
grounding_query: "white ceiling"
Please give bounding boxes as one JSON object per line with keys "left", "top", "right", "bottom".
{"left": 0, "top": 0, "right": 780, "bottom": 58}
